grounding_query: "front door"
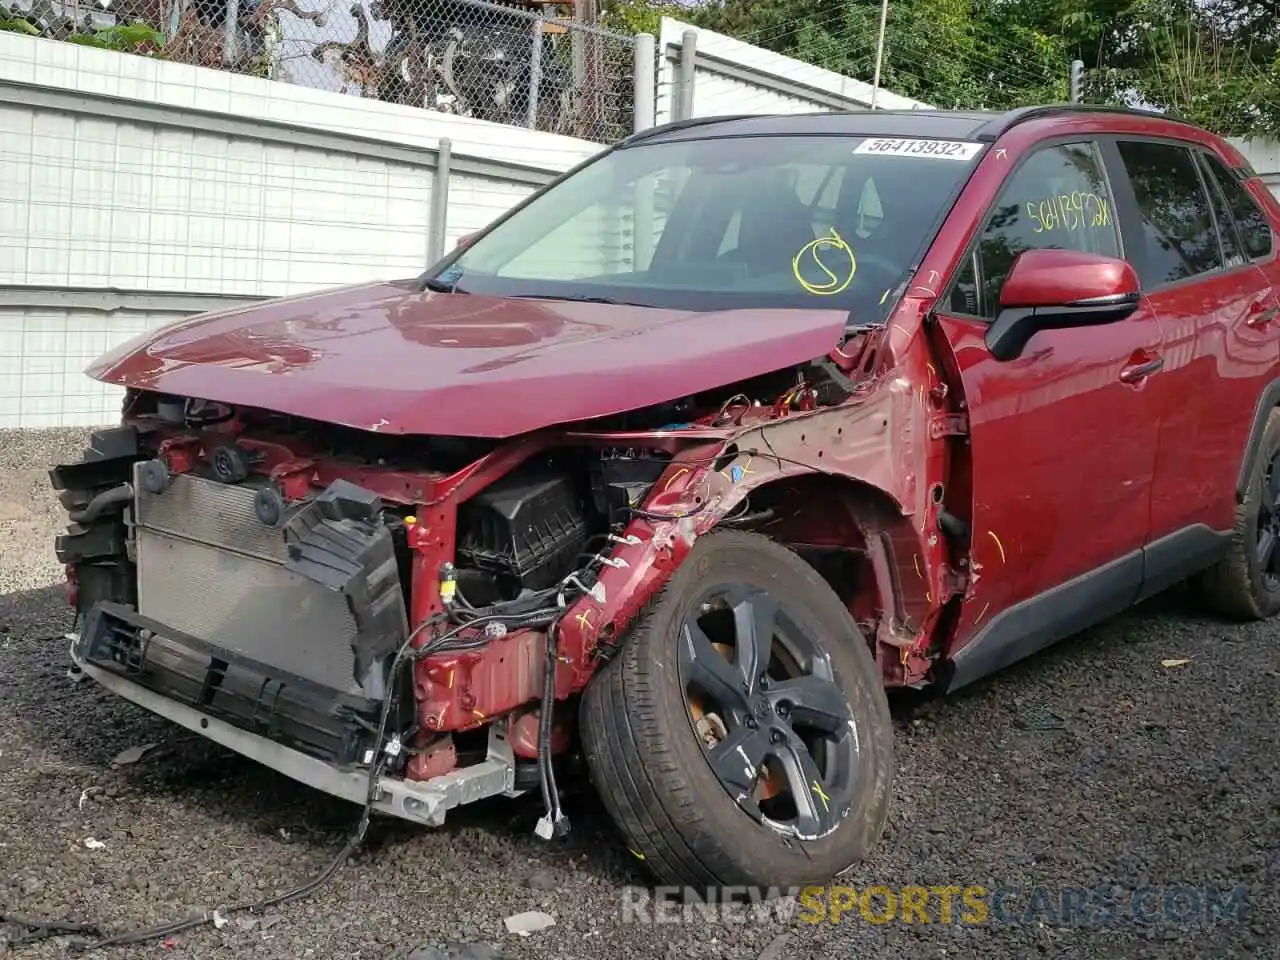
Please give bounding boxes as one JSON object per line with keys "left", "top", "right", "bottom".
{"left": 930, "top": 138, "right": 1167, "bottom": 683}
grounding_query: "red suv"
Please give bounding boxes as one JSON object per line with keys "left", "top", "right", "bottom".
{"left": 50, "top": 105, "right": 1280, "bottom": 892}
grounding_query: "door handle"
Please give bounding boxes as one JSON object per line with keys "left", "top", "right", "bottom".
{"left": 1246, "top": 302, "right": 1280, "bottom": 328}
{"left": 1119, "top": 356, "right": 1164, "bottom": 383}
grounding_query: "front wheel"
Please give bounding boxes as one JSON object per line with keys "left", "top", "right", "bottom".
{"left": 579, "top": 529, "right": 893, "bottom": 889}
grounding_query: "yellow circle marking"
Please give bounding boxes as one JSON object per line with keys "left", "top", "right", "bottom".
{"left": 792, "top": 226, "right": 857, "bottom": 296}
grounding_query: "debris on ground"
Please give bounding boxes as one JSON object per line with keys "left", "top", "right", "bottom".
{"left": 502, "top": 911, "right": 556, "bottom": 937}
{"left": 83, "top": 837, "right": 107, "bottom": 850}
{"left": 110, "top": 742, "right": 158, "bottom": 766}
{"left": 1161, "top": 658, "right": 1194, "bottom": 668}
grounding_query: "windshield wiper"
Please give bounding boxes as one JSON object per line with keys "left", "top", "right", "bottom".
{"left": 508, "top": 294, "right": 646, "bottom": 306}
{"left": 420, "top": 275, "right": 468, "bottom": 294}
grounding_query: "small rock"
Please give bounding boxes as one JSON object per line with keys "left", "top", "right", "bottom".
{"left": 234, "top": 916, "right": 259, "bottom": 932}
{"left": 19, "top": 876, "right": 45, "bottom": 896}
{"left": 503, "top": 911, "right": 555, "bottom": 937}
{"left": 526, "top": 870, "right": 557, "bottom": 891}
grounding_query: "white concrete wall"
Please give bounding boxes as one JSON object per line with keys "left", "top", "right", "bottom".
{"left": 0, "top": 32, "right": 603, "bottom": 428}
{"left": 655, "top": 17, "right": 932, "bottom": 125}
{"left": 1227, "top": 137, "right": 1280, "bottom": 200}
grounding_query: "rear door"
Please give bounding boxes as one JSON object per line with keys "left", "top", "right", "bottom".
{"left": 931, "top": 137, "right": 1165, "bottom": 670}
{"left": 1104, "top": 137, "right": 1280, "bottom": 591}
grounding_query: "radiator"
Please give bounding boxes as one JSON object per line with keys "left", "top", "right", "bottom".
{"left": 132, "top": 464, "right": 361, "bottom": 694}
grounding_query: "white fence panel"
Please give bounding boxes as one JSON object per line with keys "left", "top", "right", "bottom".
{"left": 0, "top": 32, "right": 604, "bottom": 428}
{"left": 654, "top": 17, "right": 932, "bottom": 125}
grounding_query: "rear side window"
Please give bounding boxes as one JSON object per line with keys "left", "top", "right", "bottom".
{"left": 1201, "top": 152, "right": 1274, "bottom": 261}
{"left": 1115, "top": 140, "right": 1223, "bottom": 286}
{"left": 1198, "top": 154, "right": 1245, "bottom": 268}
{"left": 951, "top": 140, "right": 1120, "bottom": 319}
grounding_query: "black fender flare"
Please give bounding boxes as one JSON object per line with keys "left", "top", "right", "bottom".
{"left": 1236, "top": 377, "right": 1280, "bottom": 502}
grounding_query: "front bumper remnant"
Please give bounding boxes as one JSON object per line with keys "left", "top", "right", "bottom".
{"left": 68, "top": 634, "right": 525, "bottom": 828}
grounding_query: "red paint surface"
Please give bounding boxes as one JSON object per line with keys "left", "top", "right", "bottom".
{"left": 85, "top": 282, "right": 849, "bottom": 438}
{"left": 998, "top": 248, "right": 1140, "bottom": 307}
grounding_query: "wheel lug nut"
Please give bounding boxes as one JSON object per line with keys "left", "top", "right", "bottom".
{"left": 745, "top": 717, "right": 758, "bottom": 729}
{"left": 758, "top": 674, "right": 769, "bottom": 689}
{"left": 770, "top": 729, "right": 784, "bottom": 744}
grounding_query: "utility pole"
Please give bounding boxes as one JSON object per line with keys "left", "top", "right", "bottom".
{"left": 1069, "top": 59, "right": 1084, "bottom": 103}
{"left": 870, "top": 0, "right": 889, "bottom": 109}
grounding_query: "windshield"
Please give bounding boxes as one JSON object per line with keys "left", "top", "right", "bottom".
{"left": 427, "top": 133, "right": 983, "bottom": 322}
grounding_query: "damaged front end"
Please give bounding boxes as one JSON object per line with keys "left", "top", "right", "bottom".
{"left": 52, "top": 317, "right": 964, "bottom": 828}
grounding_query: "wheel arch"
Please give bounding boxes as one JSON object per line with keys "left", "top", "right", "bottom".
{"left": 719, "top": 471, "right": 932, "bottom": 673}
{"left": 1235, "top": 377, "right": 1280, "bottom": 502}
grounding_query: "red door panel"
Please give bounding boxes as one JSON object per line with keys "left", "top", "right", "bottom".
{"left": 1145, "top": 266, "right": 1278, "bottom": 536}
{"left": 935, "top": 311, "right": 1164, "bottom": 639}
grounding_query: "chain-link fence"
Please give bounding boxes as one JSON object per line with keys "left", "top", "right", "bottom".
{"left": 2, "top": 0, "right": 639, "bottom": 142}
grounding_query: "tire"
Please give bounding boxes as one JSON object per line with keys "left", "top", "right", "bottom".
{"left": 579, "top": 529, "right": 893, "bottom": 890}
{"left": 1195, "top": 407, "right": 1280, "bottom": 620}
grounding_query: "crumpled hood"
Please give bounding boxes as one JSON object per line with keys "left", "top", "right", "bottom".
{"left": 88, "top": 280, "right": 849, "bottom": 437}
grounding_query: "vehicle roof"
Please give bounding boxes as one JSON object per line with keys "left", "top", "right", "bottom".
{"left": 621, "top": 104, "right": 1203, "bottom": 148}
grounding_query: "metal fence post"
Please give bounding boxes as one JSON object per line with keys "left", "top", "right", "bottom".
{"left": 526, "top": 18, "right": 543, "bottom": 129}
{"left": 633, "top": 32, "right": 655, "bottom": 133}
{"left": 676, "top": 28, "right": 697, "bottom": 121}
{"left": 429, "top": 138, "right": 452, "bottom": 265}
{"left": 222, "top": 0, "right": 241, "bottom": 65}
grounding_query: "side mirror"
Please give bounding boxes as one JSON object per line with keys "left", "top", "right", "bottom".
{"left": 985, "top": 249, "right": 1141, "bottom": 362}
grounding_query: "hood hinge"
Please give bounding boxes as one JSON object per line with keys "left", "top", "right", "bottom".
{"left": 929, "top": 411, "right": 969, "bottom": 439}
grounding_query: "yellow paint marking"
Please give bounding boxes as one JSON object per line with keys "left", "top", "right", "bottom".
{"left": 629, "top": 848, "right": 646, "bottom": 860}
{"left": 987, "top": 530, "right": 1006, "bottom": 564}
{"left": 912, "top": 554, "right": 923, "bottom": 579}
{"left": 974, "top": 601, "right": 990, "bottom": 626}
{"left": 575, "top": 609, "right": 594, "bottom": 631}
{"left": 812, "top": 780, "right": 832, "bottom": 811}
{"left": 447, "top": 669, "right": 454, "bottom": 689}
{"left": 792, "top": 226, "right": 856, "bottom": 296}
{"left": 662, "top": 467, "right": 689, "bottom": 493}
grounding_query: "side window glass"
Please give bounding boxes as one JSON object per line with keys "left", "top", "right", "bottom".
{"left": 1203, "top": 152, "right": 1274, "bottom": 260}
{"left": 1116, "top": 140, "right": 1223, "bottom": 286}
{"left": 973, "top": 141, "right": 1120, "bottom": 319}
{"left": 1197, "top": 153, "right": 1245, "bottom": 268}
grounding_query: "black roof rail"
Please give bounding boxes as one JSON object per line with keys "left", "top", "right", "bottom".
{"left": 617, "top": 113, "right": 766, "bottom": 147}
{"left": 971, "top": 103, "right": 1179, "bottom": 141}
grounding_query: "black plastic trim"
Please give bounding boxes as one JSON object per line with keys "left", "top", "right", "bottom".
{"left": 941, "top": 523, "right": 1235, "bottom": 692}
{"left": 1137, "top": 524, "right": 1232, "bottom": 602}
{"left": 971, "top": 104, "right": 1190, "bottom": 143}
{"left": 78, "top": 602, "right": 399, "bottom": 767}
{"left": 1236, "top": 378, "right": 1280, "bottom": 502}
{"left": 940, "top": 549, "right": 1143, "bottom": 694}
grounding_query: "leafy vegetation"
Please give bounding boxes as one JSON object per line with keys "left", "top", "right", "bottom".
{"left": 604, "top": 0, "right": 1280, "bottom": 138}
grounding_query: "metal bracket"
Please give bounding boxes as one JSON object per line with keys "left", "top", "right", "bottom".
{"left": 929, "top": 412, "right": 970, "bottom": 439}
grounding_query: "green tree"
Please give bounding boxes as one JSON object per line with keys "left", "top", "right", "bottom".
{"left": 671, "top": 0, "right": 1280, "bottom": 137}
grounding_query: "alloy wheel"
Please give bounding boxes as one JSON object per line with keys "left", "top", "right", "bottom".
{"left": 676, "top": 583, "right": 861, "bottom": 841}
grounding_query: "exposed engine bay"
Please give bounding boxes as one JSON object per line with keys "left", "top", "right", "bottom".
{"left": 52, "top": 320, "right": 959, "bottom": 834}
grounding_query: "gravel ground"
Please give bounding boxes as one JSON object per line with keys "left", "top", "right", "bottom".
{"left": 1, "top": 427, "right": 1277, "bottom": 960}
